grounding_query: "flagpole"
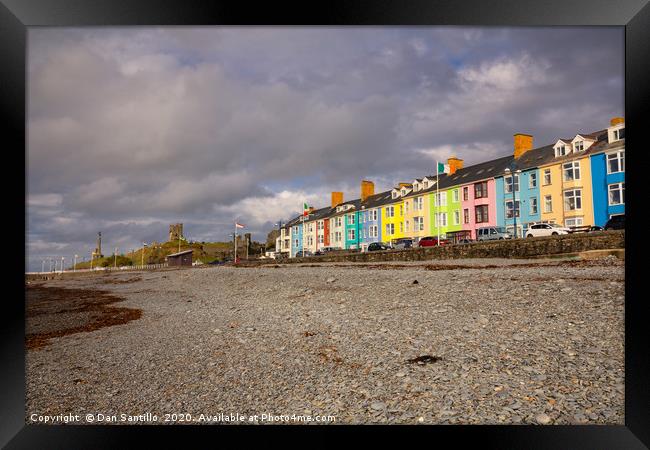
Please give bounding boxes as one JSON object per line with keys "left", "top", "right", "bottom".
{"left": 436, "top": 162, "right": 440, "bottom": 246}
{"left": 234, "top": 222, "right": 237, "bottom": 263}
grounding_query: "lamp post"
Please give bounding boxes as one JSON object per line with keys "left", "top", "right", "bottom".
{"left": 141, "top": 243, "right": 147, "bottom": 267}
{"left": 73, "top": 254, "right": 78, "bottom": 272}
{"left": 504, "top": 164, "right": 522, "bottom": 239}
{"left": 61, "top": 257, "right": 65, "bottom": 273}
{"left": 114, "top": 247, "right": 118, "bottom": 268}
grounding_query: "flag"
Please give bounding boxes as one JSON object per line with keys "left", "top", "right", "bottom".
{"left": 303, "top": 202, "right": 311, "bottom": 216}
{"left": 437, "top": 162, "right": 451, "bottom": 175}
{"left": 235, "top": 223, "right": 245, "bottom": 229}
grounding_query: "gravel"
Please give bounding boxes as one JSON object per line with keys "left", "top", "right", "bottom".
{"left": 26, "top": 257, "right": 624, "bottom": 425}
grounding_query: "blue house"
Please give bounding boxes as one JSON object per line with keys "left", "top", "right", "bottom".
{"left": 289, "top": 219, "right": 303, "bottom": 257}
{"left": 590, "top": 121, "right": 625, "bottom": 226}
{"left": 495, "top": 143, "right": 556, "bottom": 236}
{"left": 358, "top": 191, "right": 392, "bottom": 251}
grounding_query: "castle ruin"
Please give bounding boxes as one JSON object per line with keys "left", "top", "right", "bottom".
{"left": 169, "top": 223, "right": 184, "bottom": 242}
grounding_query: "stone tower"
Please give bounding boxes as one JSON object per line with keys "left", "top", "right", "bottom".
{"left": 169, "top": 223, "right": 183, "bottom": 241}
{"left": 92, "top": 232, "right": 103, "bottom": 258}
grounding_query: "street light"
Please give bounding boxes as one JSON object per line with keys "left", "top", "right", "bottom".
{"left": 74, "top": 254, "right": 78, "bottom": 272}
{"left": 61, "top": 257, "right": 65, "bottom": 273}
{"left": 504, "top": 164, "right": 522, "bottom": 239}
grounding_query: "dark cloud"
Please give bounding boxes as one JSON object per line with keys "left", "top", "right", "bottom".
{"left": 26, "top": 27, "right": 623, "bottom": 271}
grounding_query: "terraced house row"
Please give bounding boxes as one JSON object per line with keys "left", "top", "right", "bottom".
{"left": 276, "top": 118, "right": 625, "bottom": 257}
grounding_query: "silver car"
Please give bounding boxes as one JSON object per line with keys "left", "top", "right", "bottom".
{"left": 476, "top": 226, "right": 512, "bottom": 241}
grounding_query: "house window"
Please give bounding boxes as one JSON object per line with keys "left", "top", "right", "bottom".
{"left": 399, "top": 205, "right": 403, "bottom": 215}
{"left": 318, "top": 235, "right": 324, "bottom": 244}
{"left": 453, "top": 210, "right": 460, "bottom": 225}
{"left": 348, "top": 213, "right": 355, "bottom": 225}
{"left": 565, "top": 217, "right": 583, "bottom": 228}
{"left": 293, "top": 226, "right": 298, "bottom": 234}
{"left": 530, "top": 197, "right": 538, "bottom": 215}
{"left": 434, "top": 192, "right": 447, "bottom": 207}
{"left": 386, "top": 206, "right": 394, "bottom": 218}
{"left": 607, "top": 151, "right": 625, "bottom": 174}
{"left": 335, "top": 231, "right": 342, "bottom": 242}
{"left": 423, "top": 180, "right": 429, "bottom": 189}
{"left": 392, "top": 191, "right": 398, "bottom": 199}
{"left": 452, "top": 189, "right": 459, "bottom": 202}
{"left": 415, "top": 197, "right": 424, "bottom": 210}
{"left": 401, "top": 189, "right": 407, "bottom": 196}
{"left": 371, "top": 225, "right": 378, "bottom": 238}
{"left": 505, "top": 200, "right": 520, "bottom": 219}
{"left": 347, "top": 229, "right": 355, "bottom": 241}
{"left": 564, "top": 189, "right": 582, "bottom": 211}
{"left": 608, "top": 183, "right": 625, "bottom": 205}
{"left": 463, "top": 208, "right": 470, "bottom": 224}
{"left": 385, "top": 223, "right": 394, "bottom": 236}
{"left": 294, "top": 239, "right": 299, "bottom": 247}
{"left": 400, "top": 222, "right": 404, "bottom": 233}
{"left": 555, "top": 145, "right": 567, "bottom": 157}
{"left": 613, "top": 128, "right": 625, "bottom": 140}
{"left": 504, "top": 174, "right": 519, "bottom": 193}
{"left": 463, "top": 186, "right": 469, "bottom": 201}
{"left": 543, "top": 169, "right": 551, "bottom": 185}
{"left": 475, "top": 205, "right": 489, "bottom": 223}
{"left": 434, "top": 213, "right": 447, "bottom": 227}
{"left": 405, "top": 201, "right": 409, "bottom": 213}
{"left": 563, "top": 161, "right": 581, "bottom": 181}
{"left": 474, "top": 182, "right": 488, "bottom": 199}
{"left": 529, "top": 172, "right": 537, "bottom": 189}
{"left": 574, "top": 141, "right": 584, "bottom": 152}
{"left": 414, "top": 216, "right": 424, "bottom": 231}
{"left": 372, "top": 210, "right": 378, "bottom": 221}
{"left": 544, "top": 195, "right": 553, "bottom": 213}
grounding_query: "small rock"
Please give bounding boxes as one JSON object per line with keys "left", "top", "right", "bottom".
{"left": 412, "top": 280, "right": 419, "bottom": 285}
{"left": 370, "top": 402, "right": 386, "bottom": 411}
{"left": 326, "top": 277, "right": 337, "bottom": 283}
{"left": 535, "top": 413, "right": 552, "bottom": 425}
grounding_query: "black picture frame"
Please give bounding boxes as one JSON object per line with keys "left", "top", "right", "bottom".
{"left": 3, "top": 0, "right": 648, "bottom": 447}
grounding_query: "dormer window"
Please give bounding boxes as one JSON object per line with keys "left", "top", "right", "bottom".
{"left": 555, "top": 145, "right": 567, "bottom": 157}
{"left": 401, "top": 188, "right": 407, "bottom": 196}
{"left": 391, "top": 191, "right": 398, "bottom": 199}
{"left": 574, "top": 141, "right": 584, "bottom": 152}
{"left": 613, "top": 128, "right": 625, "bottom": 140}
{"left": 423, "top": 180, "right": 429, "bottom": 189}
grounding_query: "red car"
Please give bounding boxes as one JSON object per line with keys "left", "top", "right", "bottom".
{"left": 418, "top": 236, "right": 449, "bottom": 247}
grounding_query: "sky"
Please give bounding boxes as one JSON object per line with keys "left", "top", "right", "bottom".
{"left": 26, "top": 27, "right": 624, "bottom": 271}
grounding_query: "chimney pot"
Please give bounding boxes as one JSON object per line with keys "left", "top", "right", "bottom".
{"left": 447, "top": 156, "right": 464, "bottom": 175}
{"left": 513, "top": 133, "right": 534, "bottom": 159}
{"left": 610, "top": 117, "right": 625, "bottom": 126}
{"left": 331, "top": 192, "right": 344, "bottom": 208}
{"left": 360, "top": 180, "right": 375, "bottom": 202}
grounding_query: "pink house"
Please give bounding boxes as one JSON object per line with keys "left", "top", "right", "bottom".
{"left": 455, "top": 156, "right": 512, "bottom": 239}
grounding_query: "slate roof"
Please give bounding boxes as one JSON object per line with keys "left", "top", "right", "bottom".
{"left": 360, "top": 190, "right": 394, "bottom": 209}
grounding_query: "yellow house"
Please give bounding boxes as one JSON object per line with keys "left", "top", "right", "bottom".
{"left": 402, "top": 177, "right": 437, "bottom": 240}
{"left": 381, "top": 183, "right": 409, "bottom": 242}
{"left": 539, "top": 134, "right": 600, "bottom": 227}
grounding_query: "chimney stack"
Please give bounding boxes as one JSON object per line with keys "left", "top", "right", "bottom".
{"left": 398, "top": 182, "right": 411, "bottom": 189}
{"left": 360, "top": 180, "right": 375, "bottom": 202}
{"left": 513, "top": 133, "right": 534, "bottom": 159}
{"left": 447, "top": 156, "right": 464, "bottom": 175}
{"left": 331, "top": 192, "right": 344, "bottom": 208}
{"left": 610, "top": 117, "right": 624, "bottom": 126}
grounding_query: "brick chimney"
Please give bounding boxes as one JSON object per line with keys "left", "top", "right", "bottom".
{"left": 398, "top": 182, "right": 411, "bottom": 189}
{"left": 610, "top": 117, "right": 624, "bottom": 126}
{"left": 331, "top": 192, "right": 344, "bottom": 208}
{"left": 447, "top": 156, "right": 464, "bottom": 175}
{"left": 361, "top": 180, "right": 375, "bottom": 202}
{"left": 514, "top": 133, "right": 534, "bottom": 159}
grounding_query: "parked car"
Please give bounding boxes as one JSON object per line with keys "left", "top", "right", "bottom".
{"left": 367, "top": 242, "right": 390, "bottom": 252}
{"left": 391, "top": 238, "right": 413, "bottom": 249}
{"left": 456, "top": 238, "right": 475, "bottom": 244}
{"left": 320, "top": 246, "right": 338, "bottom": 253}
{"left": 604, "top": 215, "right": 625, "bottom": 230}
{"left": 294, "top": 250, "right": 313, "bottom": 257}
{"left": 589, "top": 225, "right": 605, "bottom": 232}
{"left": 418, "top": 236, "right": 449, "bottom": 247}
{"left": 525, "top": 222, "right": 571, "bottom": 238}
{"left": 476, "top": 226, "right": 512, "bottom": 241}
